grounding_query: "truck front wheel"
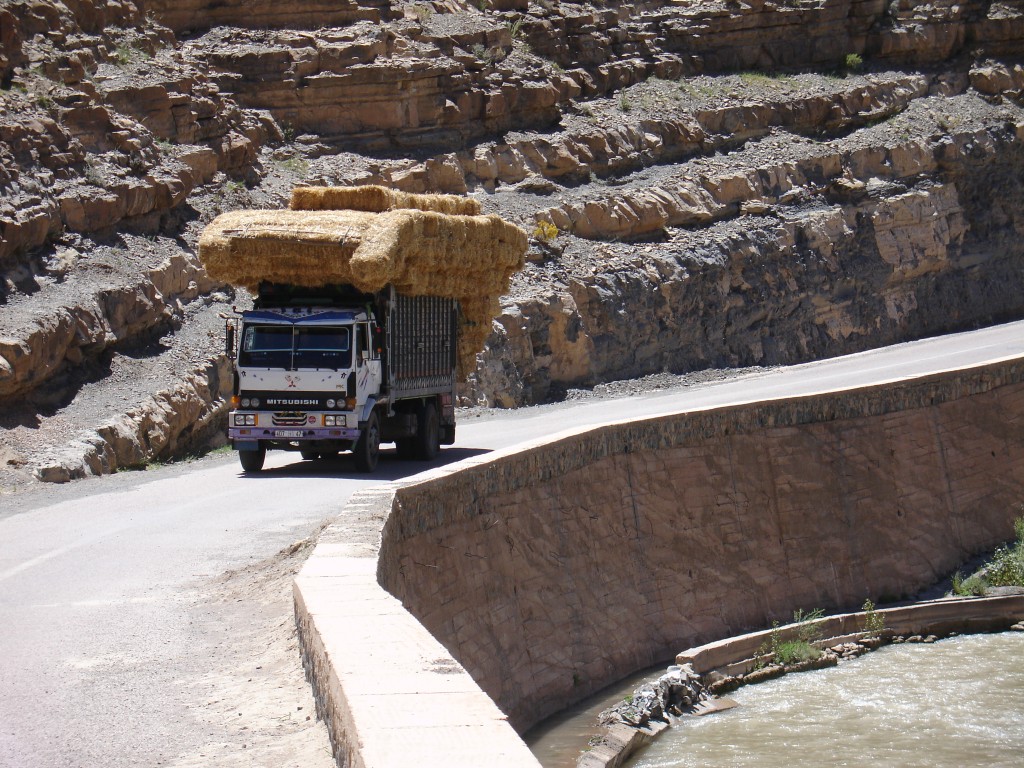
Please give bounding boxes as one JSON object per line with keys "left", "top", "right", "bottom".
{"left": 239, "top": 445, "right": 266, "bottom": 473}
{"left": 415, "top": 401, "right": 440, "bottom": 461}
{"left": 353, "top": 410, "right": 381, "bottom": 472}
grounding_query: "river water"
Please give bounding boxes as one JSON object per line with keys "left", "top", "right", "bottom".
{"left": 529, "top": 632, "right": 1024, "bottom": 768}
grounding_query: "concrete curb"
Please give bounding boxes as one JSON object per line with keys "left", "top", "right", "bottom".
{"left": 676, "top": 594, "right": 1024, "bottom": 675}
{"left": 294, "top": 485, "right": 543, "bottom": 768}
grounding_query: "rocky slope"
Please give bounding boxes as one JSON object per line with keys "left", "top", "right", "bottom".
{"left": 3, "top": 0, "right": 1024, "bottom": 483}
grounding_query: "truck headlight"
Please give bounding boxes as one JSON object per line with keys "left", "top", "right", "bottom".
{"left": 326, "top": 399, "right": 336, "bottom": 409}
{"left": 241, "top": 397, "right": 250, "bottom": 408}
{"left": 250, "top": 397, "right": 260, "bottom": 408}
{"left": 234, "top": 414, "right": 257, "bottom": 426}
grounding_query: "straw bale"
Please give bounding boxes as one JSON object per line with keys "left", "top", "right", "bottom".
{"left": 456, "top": 295, "right": 502, "bottom": 376}
{"left": 392, "top": 267, "right": 512, "bottom": 299}
{"left": 199, "top": 209, "right": 375, "bottom": 289}
{"left": 290, "top": 185, "right": 482, "bottom": 216}
{"left": 349, "top": 210, "right": 526, "bottom": 295}
{"left": 347, "top": 210, "right": 417, "bottom": 289}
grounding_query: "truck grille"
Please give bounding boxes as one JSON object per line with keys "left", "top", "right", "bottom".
{"left": 272, "top": 411, "right": 308, "bottom": 426}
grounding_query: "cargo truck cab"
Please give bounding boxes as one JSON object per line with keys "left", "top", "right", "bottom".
{"left": 225, "top": 283, "right": 457, "bottom": 474}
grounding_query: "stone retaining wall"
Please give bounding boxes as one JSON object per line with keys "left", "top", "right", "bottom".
{"left": 377, "top": 359, "right": 1024, "bottom": 732}
{"left": 295, "top": 357, "right": 1024, "bottom": 766}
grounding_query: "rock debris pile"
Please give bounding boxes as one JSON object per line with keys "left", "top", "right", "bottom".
{"left": 578, "top": 663, "right": 709, "bottom": 768}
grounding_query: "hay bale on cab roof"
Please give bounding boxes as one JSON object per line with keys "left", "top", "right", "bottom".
{"left": 199, "top": 209, "right": 376, "bottom": 289}
{"left": 198, "top": 187, "right": 527, "bottom": 378}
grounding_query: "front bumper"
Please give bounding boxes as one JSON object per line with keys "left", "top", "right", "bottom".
{"left": 229, "top": 426, "right": 360, "bottom": 442}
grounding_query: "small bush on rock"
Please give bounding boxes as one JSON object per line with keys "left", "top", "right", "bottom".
{"left": 949, "top": 515, "right": 1024, "bottom": 595}
{"left": 952, "top": 570, "right": 989, "bottom": 596}
{"left": 774, "top": 639, "right": 821, "bottom": 665}
{"left": 861, "top": 598, "right": 885, "bottom": 637}
{"left": 986, "top": 543, "right": 1024, "bottom": 587}
{"left": 759, "top": 608, "right": 824, "bottom": 667}
{"left": 532, "top": 220, "right": 558, "bottom": 243}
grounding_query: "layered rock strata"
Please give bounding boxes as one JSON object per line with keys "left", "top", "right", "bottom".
{"left": 466, "top": 93, "right": 1024, "bottom": 405}
{"left": 5, "top": 0, "right": 1024, "bottom": 479}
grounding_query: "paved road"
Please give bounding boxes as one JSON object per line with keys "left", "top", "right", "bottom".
{"left": 460, "top": 319, "right": 1024, "bottom": 450}
{"left": 2, "top": 320, "right": 1023, "bottom": 767}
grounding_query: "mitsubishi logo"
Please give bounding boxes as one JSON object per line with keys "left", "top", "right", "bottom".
{"left": 285, "top": 375, "right": 299, "bottom": 388}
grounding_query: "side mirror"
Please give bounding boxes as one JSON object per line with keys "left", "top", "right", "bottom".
{"left": 225, "top": 323, "right": 236, "bottom": 360}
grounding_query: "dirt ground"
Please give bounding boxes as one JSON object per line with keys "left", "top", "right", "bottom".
{"left": 170, "top": 522, "right": 337, "bottom": 768}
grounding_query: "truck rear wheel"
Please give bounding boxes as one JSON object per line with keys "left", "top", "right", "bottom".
{"left": 300, "top": 448, "right": 319, "bottom": 461}
{"left": 353, "top": 410, "right": 381, "bottom": 472}
{"left": 415, "top": 401, "right": 440, "bottom": 461}
{"left": 441, "top": 424, "right": 456, "bottom": 446}
{"left": 239, "top": 446, "right": 266, "bottom": 473}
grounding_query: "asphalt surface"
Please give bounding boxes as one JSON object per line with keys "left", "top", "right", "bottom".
{"left": 2, "top": 320, "right": 1024, "bottom": 767}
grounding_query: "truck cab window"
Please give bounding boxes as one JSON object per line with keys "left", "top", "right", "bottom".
{"left": 240, "top": 326, "right": 292, "bottom": 368}
{"left": 357, "top": 324, "right": 369, "bottom": 361}
{"left": 294, "top": 327, "right": 352, "bottom": 370}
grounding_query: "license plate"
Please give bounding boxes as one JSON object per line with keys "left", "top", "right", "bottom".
{"left": 276, "top": 430, "right": 304, "bottom": 438}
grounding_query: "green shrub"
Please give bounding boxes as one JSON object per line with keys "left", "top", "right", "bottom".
{"left": 861, "top": 598, "right": 885, "bottom": 637}
{"left": 792, "top": 607, "right": 824, "bottom": 644}
{"left": 986, "top": 544, "right": 1024, "bottom": 587}
{"left": 952, "top": 570, "right": 989, "bottom": 596}
{"left": 759, "top": 608, "right": 824, "bottom": 667}
{"left": 950, "top": 515, "right": 1024, "bottom": 595}
{"left": 844, "top": 53, "right": 863, "bottom": 72}
{"left": 774, "top": 639, "right": 820, "bottom": 665}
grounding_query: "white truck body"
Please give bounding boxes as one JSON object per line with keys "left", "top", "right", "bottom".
{"left": 226, "top": 284, "right": 457, "bottom": 473}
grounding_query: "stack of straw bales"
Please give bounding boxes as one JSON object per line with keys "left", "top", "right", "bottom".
{"left": 290, "top": 185, "right": 482, "bottom": 216}
{"left": 198, "top": 186, "right": 528, "bottom": 376}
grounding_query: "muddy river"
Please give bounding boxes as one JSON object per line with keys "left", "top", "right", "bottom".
{"left": 529, "top": 632, "right": 1024, "bottom": 768}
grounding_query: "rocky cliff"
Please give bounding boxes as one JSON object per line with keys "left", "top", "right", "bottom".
{"left": 3, "top": 0, "right": 1024, "bottom": 482}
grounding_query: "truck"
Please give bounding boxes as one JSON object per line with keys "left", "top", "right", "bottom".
{"left": 225, "top": 282, "right": 458, "bottom": 473}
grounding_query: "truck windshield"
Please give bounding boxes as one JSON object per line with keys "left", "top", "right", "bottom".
{"left": 294, "top": 327, "right": 351, "bottom": 369}
{"left": 240, "top": 325, "right": 352, "bottom": 370}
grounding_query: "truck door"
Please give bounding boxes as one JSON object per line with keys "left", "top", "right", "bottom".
{"left": 356, "top": 322, "right": 382, "bottom": 403}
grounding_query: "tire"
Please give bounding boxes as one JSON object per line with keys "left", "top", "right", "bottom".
{"left": 353, "top": 410, "right": 381, "bottom": 473}
{"left": 415, "top": 401, "right": 440, "bottom": 461}
{"left": 238, "top": 445, "right": 266, "bottom": 473}
{"left": 440, "top": 424, "right": 456, "bottom": 446}
{"left": 300, "top": 448, "right": 319, "bottom": 461}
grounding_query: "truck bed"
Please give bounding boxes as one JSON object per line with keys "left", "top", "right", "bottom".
{"left": 386, "top": 292, "right": 458, "bottom": 399}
